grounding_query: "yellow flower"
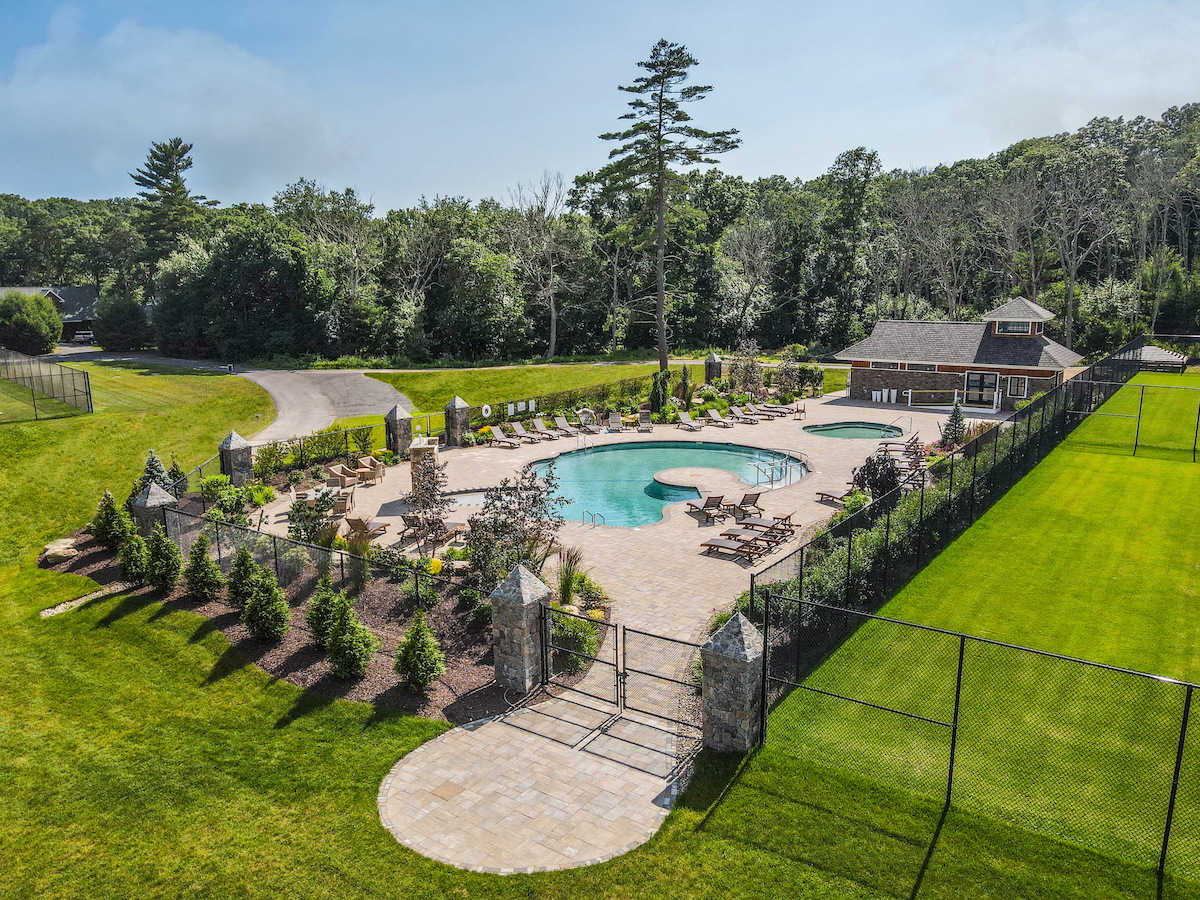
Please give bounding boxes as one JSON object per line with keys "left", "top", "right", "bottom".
{"left": 427, "top": 558, "right": 443, "bottom": 575}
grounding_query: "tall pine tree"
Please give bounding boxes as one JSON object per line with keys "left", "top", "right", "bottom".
{"left": 131, "top": 138, "right": 214, "bottom": 277}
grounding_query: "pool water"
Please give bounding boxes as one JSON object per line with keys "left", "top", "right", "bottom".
{"left": 531, "top": 441, "right": 805, "bottom": 527}
{"left": 803, "top": 421, "right": 905, "bottom": 440}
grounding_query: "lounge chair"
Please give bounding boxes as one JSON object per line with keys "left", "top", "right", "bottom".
{"left": 637, "top": 410, "right": 653, "bottom": 432}
{"left": 722, "top": 492, "right": 764, "bottom": 519}
{"left": 426, "top": 517, "right": 468, "bottom": 547}
{"left": 346, "top": 516, "right": 388, "bottom": 539}
{"left": 700, "top": 534, "right": 769, "bottom": 562}
{"left": 607, "top": 412, "right": 626, "bottom": 433}
{"left": 706, "top": 409, "right": 735, "bottom": 428}
{"left": 720, "top": 523, "right": 790, "bottom": 548}
{"left": 508, "top": 421, "right": 542, "bottom": 444}
{"left": 397, "top": 514, "right": 424, "bottom": 544}
{"left": 532, "top": 418, "right": 560, "bottom": 440}
{"left": 815, "top": 488, "right": 854, "bottom": 505}
{"left": 325, "top": 464, "right": 358, "bottom": 488}
{"left": 747, "top": 403, "right": 784, "bottom": 419}
{"left": 738, "top": 513, "right": 795, "bottom": 533}
{"left": 575, "top": 409, "right": 602, "bottom": 434}
{"left": 553, "top": 416, "right": 581, "bottom": 437}
{"left": 676, "top": 411, "right": 704, "bottom": 431}
{"left": 728, "top": 406, "right": 764, "bottom": 424}
{"left": 757, "top": 402, "right": 792, "bottom": 415}
{"left": 687, "top": 494, "right": 728, "bottom": 523}
{"left": 487, "top": 424, "right": 520, "bottom": 448}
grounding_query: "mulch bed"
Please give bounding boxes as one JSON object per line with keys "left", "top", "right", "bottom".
{"left": 41, "top": 531, "right": 511, "bottom": 725}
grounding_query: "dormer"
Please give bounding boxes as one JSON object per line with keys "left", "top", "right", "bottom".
{"left": 982, "top": 298, "right": 1054, "bottom": 337}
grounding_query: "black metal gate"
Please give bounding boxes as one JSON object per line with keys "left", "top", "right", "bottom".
{"left": 540, "top": 604, "right": 620, "bottom": 708}
{"left": 622, "top": 626, "right": 702, "bottom": 729}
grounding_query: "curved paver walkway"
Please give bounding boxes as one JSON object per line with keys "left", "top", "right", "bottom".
{"left": 378, "top": 696, "right": 683, "bottom": 872}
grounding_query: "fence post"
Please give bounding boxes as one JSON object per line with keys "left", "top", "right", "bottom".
{"left": 944, "top": 634, "right": 967, "bottom": 811}
{"left": 917, "top": 481, "right": 925, "bottom": 567}
{"left": 339, "top": 551, "right": 345, "bottom": 584}
{"left": 1194, "top": 393, "right": 1200, "bottom": 464}
{"left": 1134, "top": 385, "right": 1145, "bottom": 457}
{"left": 1159, "top": 684, "right": 1193, "bottom": 897}
{"left": 947, "top": 453, "right": 956, "bottom": 542}
{"left": 844, "top": 521, "right": 853, "bottom": 607}
{"left": 272, "top": 535, "right": 280, "bottom": 579}
{"left": 30, "top": 382, "right": 38, "bottom": 420}
{"left": 759, "top": 593, "right": 770, "bottom": 746}
{"left": 749, "top": 572, "right": 756, "bottom": 623}
{"left": 215, "top": 522, "right": 223, "bottom": 566}
{"left": 883, "top": 504, "right": 892, "bottom": 596}
{"left": 968, "top": 446, "right": 978, "bottom": 522}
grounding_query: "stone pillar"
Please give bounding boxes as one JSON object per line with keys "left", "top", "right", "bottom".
{"left": 490, "top": 565, "right": 551, "bottom": 693}
{"left": 384, "top": 404, "right": 413, "bottom": 455}
{"left": 444, "top": 395, "right": 471, "bottom": 447}
{"left": 218, "top": 430, "right": 254, "bottom": 486}
{"left": 705, "top": 352, "right": 723, "bottom": 385}
{"left": 701, "top": 612, "right": 764, "bottom": 753}
{"left": 130, "top": 482, "right": 179, "bottom": 537}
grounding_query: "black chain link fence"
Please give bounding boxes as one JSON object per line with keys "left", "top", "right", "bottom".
{"left": 0, "top": 346, "right": 92, "bottom": 421}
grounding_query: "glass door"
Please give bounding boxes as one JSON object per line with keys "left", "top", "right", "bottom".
{"left": 965, "top": 372, "right": 997, "bottom": 406}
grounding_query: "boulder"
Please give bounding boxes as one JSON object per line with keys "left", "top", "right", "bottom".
{"left": 42, "top": 538, "right": 79, "bottom": 565}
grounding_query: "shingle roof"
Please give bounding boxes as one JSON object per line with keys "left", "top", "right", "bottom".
{"left": 835, "top": 320, "right": 1083, "bottom": 370}
{"left": 981, "top": 297, "right": 1055, "bottom": 322}
{"left": 1, "top": 285, "right": 98, "bottom": 322}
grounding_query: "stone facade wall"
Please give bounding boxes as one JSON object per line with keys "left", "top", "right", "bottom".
{"left": 850, "top": 368, "right": 1060, "bottom": 411}
{"left": 490, "top": 566, "right": 549, "bottom": 693}
{"left": 700, "top": 613, "right": 764, "bottom": 753}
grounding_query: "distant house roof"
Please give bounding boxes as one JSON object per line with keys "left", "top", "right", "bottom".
{"left": 1, "top": 285, "right": 99, "bottom": 322}
{"left": 981, "top": 298, "right": 1055, "bottom": 322}
{"left": 834, "top": 320, "right": 1083, "bottom": 370}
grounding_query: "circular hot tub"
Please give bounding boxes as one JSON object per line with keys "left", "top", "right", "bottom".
{"left": 803, "top": 421, "right": 905, "bottom": 440}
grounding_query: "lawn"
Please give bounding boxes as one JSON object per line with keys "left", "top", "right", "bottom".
{"left": 1064, "top": 372, "right": 1200, "bottom": 461}
{"left": 1, "top": 361, "right": 1188, "bottom": 898}
{"left": 766, "top": 375, "right": 1200, "bottom": 885}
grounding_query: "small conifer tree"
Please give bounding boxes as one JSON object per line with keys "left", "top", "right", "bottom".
{"left": 326, "top": 602, "right": 380, "bottom": 679}
{"left": 92, "top": 490, "right": 131, "bottom": 549}
{"left": 183, "top": 532, "right": 223, "bottom": 601}
{"left": 304, "top": 577, "right": 345, "bottom": 646}
{"left": 226, "top": 547, "right": 261, "bottom": 611}
{"left": 394, "top": 611, "right": 445, "bottom": 692}
{"left": 242, "top": 569, "right": 290, "bottom": 641}
{"left": 942, "top": 401, "right": 967, "bottom": 448}
{"left": 118, "top": 532, "right": 149, "bottom": 585}
{"left": 146, "top": 524, "right": 182, "bottom": 592}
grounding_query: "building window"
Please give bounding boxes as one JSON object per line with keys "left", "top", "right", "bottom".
{"left": 905, "top": 363, "right": 936, "bottom": 372}
{"left": 996, "top": 320, "right": 1032, "bottom": 335}
{"left": 1008, "top": 376, "right": 1028, "bottom": 398}
{"left": 870, "top": 361, "right": 900, "bottom": 369}
{"left": 1034, "top": 322, "right": 1045, "bottom": 335}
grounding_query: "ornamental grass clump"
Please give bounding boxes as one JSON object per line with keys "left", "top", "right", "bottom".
{"left": 394, "top": 611, "right": 445, "bottom": 692}
{"left": 146, "top": 524, "right": 182, "bottom": 592}
{"left": 183, "top": 533, "right": 223, "bottom": 601}
{"left": 242, "top": 569, "right": 290, "bottom": 642}
{"left": 226, "top": 547, "right": 261, "bottom": 611}
{"left": 118, "top": 532, "right": 149, "bottom": 586}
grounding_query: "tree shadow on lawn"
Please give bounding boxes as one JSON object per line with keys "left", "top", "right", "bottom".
{"left": 90, "top": 589, "right": 159, "bottom": 629}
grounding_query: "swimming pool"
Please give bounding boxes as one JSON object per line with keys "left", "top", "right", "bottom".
{"left": 530, "top": 441, "right": 806, "bottom": 527}
{"left": 803, "top": 421, "right": 905, "bottom": 440}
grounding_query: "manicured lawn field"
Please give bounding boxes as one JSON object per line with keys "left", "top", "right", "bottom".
{"left": 1, "top": 361, "right": 1187, "bottom": 898}
{"left": 767, "top": 379, "right": 1200, "bottom": 884}
{"left": 1064, "top": 372, "right": 1200, "bottom": 460}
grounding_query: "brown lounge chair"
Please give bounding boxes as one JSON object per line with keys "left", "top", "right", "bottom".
{"left": 676, "top": 411, "right": 704, "bottom": 431}
{"left": 637, "top": 410, "right": 653, "bottom": 432}
{"left": 532, "top": 418, "right": 560, "bottom": 440}
{"left": 507, "top": 421, "right": 542, "bottom": 444}
{"left": 553, "top": 416, "right": 581, "bottom": 437}
{"left": 346, "top": 516, "right": 388, "bottom": 539}
{"left": 706, "top": 409, "right": 735, "bottom": 428}
{"left": 487, "top": 425, "right": 520, "bottom": 448}
{"left": 687, "top": 494, "right": 728, "bottom": 523}
{"left": 426, "top": 518, "right": 468, "bottom": 547}
{"left": 738, "top": 512, "right": 794, "bottom": 533}
{"left": 722, "top": 492, "right": 764, "bottom": 519}
{"left": 325, "top": 463, "right": 358, "bottom": 488}
{"left": 756, "top": 402, "right": 792, "bottom": 416}
{"left": 745, "top": 403, "right": 782, "bottom": 419}
{"left": 575, "top": 409, "right": 602, "bottom": 433}
{"left": 700, "top": 534, "right": 769, "bottom": 562}
{"left": 816, "top": 488, "right": 855, "bottom": 504}
{"left": 397, "top": 514, "right": 424, "bottom": 544}
{"left": 721, "top": 521, "right": 791, "bottom": 548}
{"left": 729, "top": 406, "right": 763, "bottom": 424}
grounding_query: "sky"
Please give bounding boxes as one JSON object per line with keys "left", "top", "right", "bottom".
{"left": 2, "top": 0, "right": 1200, "bottom": 212}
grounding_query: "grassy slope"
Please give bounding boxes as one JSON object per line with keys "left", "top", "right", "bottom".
{"left": 0, "top": 361, "right": 1183, "bottom": 898}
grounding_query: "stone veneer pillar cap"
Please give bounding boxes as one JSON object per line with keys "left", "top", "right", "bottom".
{"left": 706, "top": 352, "right": 722, "bottom": 362}
{"left": 701, "top": 612, "right": 763, "bottom": 661}
{"left": 132, "top": 482, "right": 177, "bottom": 510}
{"left": 385, "top": 404, "right": 411, "bottom": 421}
{"left": 489, "top": 564, "right": 551, "bottom": 607}
{"left": 218, "top": 430, "right": 252, "bottom": 450}
{"left": 445, "top": 395, "right": 470, "bottom": 410}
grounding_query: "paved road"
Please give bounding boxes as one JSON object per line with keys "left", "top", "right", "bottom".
{"left": 50, "top": 347, "right": 412, "bottom": 440}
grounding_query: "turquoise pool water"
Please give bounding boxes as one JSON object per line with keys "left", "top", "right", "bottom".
{"left": 530, "top": 441, "right": 805, "bottom": 527}
{"left": 803, "top": 421, "right": 904, "bottom": 440}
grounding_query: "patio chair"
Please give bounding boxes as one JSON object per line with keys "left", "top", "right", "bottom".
{"left": 575, "top": 409, "right": 602, "bottom": 433}
{"left": 676, "top": 411, "right": 704, "bottom": 431}
{"left": 746, "top": 403, "right": 784, "bottom": 419}
{"left": 722, "top": 492, "right": 764, "bottom": 519}
{"left": 346, "top": 516, "right": 388, "bottom": 539}
{"left": 686, "top": 494, "right": 728, "bottom": 523}
{"left": 757, "top": 402, "right": 792, "bottom": 415}
{"left": 815, "top": 488, "right": 854, "bottom": 505}
{"left": 728, "top": 406, "right": 763, "bottom": 424}
{"left": 332, "top": 486, "right": 355, "bottom": 516}
{"left": 719, "top": 523, "right": 789, "bottom": 549}
{"left": 355, "top": 457, "right": 383, "bottom": 485}
{"left": 325, "top": 463, "right": 358, "bottom": 488}
{"left": 706, "top": 409, "right": 735, "bottom": 428}
{"left": 607, "top": 412, "right": 627, "bottom": 433}
{"left": 397, "top": 514, "right": 424, "bottom": 544}
{"left": 532, "top": 418, "right": 560, "bottom": 440}
{"left": 700, "top": 534, "right": 769, "bottom": 562}
{"left": 637, "top": 410, "right": 653, "bottom": 432}
{"left": 487, "top": 424, "right": 521, "bottom": 448}
{"left": 425, "top": 517, "right": 468, "bottom": 547}
{"left": 507, "top": 421, "right": 542, "bottom": 444}
{"left": 553, "top": 415, "right": 581, "bottom": 437}
{"left": 737, "top": 512, "right": 795, "bottom": 533}
{"left": 793, "top": 404, "right": 807, "bottom": 420}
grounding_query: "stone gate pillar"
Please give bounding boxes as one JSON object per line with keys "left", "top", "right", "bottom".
{"left": 701, "top": 612, "right": 765, "bottom": 752}
{"left": 705, "top": 352, "right": 723, "bottom": 385}
{"left": 384, "top": 404, "right": 413, "bottom": 455}
{"left": 491, "top": 565, "right": 551, "bottom": 693}
{"left": 444, "top": 395, "right": 470, "bottom": 447}
{"left": 218, "top": 430, "right": 254, "bottom": 486}
{"left": 130, "top": 482, "right": 179, "bottom": 537}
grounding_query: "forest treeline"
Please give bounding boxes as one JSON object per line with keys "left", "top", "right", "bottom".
{"left": 2, "top": 95, "right": 1199, "bottom": 364}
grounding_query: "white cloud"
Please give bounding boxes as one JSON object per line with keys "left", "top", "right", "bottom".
{"left": 931, "top": 1, "right": 1200, "bottom": 140}
{"left": 0, "top": 6, "right": 357, "bottom": 201}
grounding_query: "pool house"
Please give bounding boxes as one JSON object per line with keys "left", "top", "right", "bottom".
{"left": 835, "top": 298, "right": 1083, "bottom": 411}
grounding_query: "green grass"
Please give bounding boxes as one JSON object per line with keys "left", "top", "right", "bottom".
{"left": 823, "top": 367, "right": 849, "bottom": 394}
{"left": 1, "top": 361, "right": 1190, "bottom": 898}
{"left": 0, "top": 375, "right": 87, "bottom": 423}
{"left": 767, "top": 378, "right": 1200, "bottom": 880}
{"left": 1065, "top": 372, "right": 1200, "bottom": 461}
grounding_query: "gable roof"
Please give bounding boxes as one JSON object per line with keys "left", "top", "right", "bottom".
{"left": 835, "top": 320, "right": 1083, "bottom": 370}
{"left": 981, "top": 297, "right": 1055, "bottom": 322}
{"left": 0, "top": 285, "right": 99, "bottom": 322}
